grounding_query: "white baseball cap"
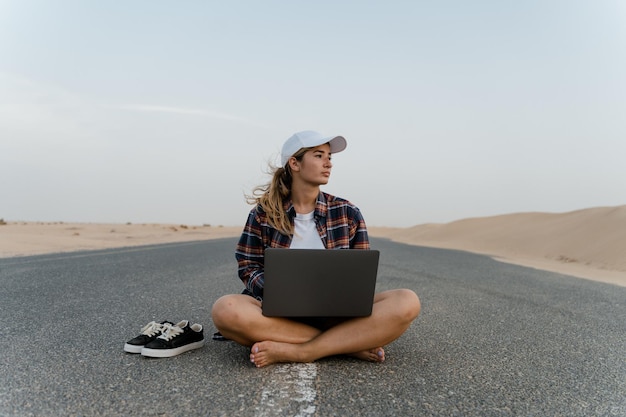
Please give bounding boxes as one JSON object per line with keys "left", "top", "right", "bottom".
{"left": 281, "top": 130, "right": 347, "bottom": 167}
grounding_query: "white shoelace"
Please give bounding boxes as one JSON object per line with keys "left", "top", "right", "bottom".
{"left": 140, "top": 321, "right": 167, "bottom": 337}
{"left": 157, "top": 323, "right": 183, "bottom": 341}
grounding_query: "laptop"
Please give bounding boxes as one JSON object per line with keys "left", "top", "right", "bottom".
{"left": 262, "top": 248, "right": 380, "bottom": 317}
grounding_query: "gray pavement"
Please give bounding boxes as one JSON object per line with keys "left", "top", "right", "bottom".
{"left": 0, "top": 238, "right": 624, "bottom": 416}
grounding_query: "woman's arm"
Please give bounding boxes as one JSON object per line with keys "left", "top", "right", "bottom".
{"left": 235, "top": 209, "right": 266, "bottom": 299}
{"left": 349, "top": 206, "right": 370, "bottom": 250}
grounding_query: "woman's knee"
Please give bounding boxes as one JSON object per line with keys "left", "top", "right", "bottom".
{"left": 375, "top": 288, "right": 421, "bottom": 322}
{"left": 212, "top": 294, "right": 261, "bottom": 330}
{"left": 393, "top": 289, "right": 421, "bottom": 322}
{"left": 211, "top": 294, "right": 242, "bottom": 327}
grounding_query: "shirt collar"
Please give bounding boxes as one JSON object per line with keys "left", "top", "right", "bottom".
{"left": 285, "top": 192, "right": 328, "bottom": 219}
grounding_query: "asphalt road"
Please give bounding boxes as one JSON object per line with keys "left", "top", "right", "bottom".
{"left": 0, "top": 238, "right": 624, "bottom": 417}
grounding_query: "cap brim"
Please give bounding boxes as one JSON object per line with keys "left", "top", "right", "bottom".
{"left": 328, "top": 135, "right": 347, "bottom": 154}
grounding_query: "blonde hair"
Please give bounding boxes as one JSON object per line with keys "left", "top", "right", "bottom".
{"left": 246, "top": 147, "right": 310, "bottom": 235}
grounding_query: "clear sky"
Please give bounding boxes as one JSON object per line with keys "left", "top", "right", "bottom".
{"left": 1, "top": 0, "right": 625, "bottom": 227}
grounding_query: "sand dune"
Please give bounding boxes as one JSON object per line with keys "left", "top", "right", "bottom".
{"left": 1, "top": 205, "right": 624, "bottom": 287}
{"left": 369, "top": 205, "right": 626, "bottom": 287}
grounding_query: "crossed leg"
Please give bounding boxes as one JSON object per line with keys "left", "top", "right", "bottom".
{"left": 211, "top": 289, "right": 420, "bottom": 368}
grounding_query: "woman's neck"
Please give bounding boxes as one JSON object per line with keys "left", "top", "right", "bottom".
{"left": 290, "top": 184, "right": 319, "bottom": 214}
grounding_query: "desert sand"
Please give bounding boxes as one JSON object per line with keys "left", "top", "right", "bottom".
{"left": 0, "top": 222, "right": 243, "bottom": 258}
{"left": 1, "top": 205, "right": 624, "bottom": 287}
{"left": 369, "top": 205, "right": 626, "bottom": 287}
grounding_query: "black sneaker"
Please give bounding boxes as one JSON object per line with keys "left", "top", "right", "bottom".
{"left": 140, "top": 320, "right": 205, "bottom": 358}
{"left": 124, "top": 320, "right": 173, "bottom": 353}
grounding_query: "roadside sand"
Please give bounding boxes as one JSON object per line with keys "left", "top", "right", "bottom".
{"left": 0, "top": 222, "right": 242, "bottom": 258}
{"left": 1, "top": 205, "right": 624, "bottom": 287}
{"left": 369, "top": 205, "right": 626, "bottom": 287}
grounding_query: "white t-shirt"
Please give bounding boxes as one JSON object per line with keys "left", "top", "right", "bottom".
{"left": 290, "top": 211, "right": 324, "bottom": 249}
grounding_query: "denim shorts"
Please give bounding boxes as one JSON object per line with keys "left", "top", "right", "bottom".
{"left": 289, "top": 316, "right": 350, "bottom": 331}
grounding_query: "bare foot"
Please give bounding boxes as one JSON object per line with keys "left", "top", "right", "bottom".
{"left": 249, "top": 341, "right": 311, "bottom": 368}
{"left": 348, "top": 347, "right": 385, "bottom": 363}
{"left": 249, "top": 342, "right": 385, "bottom": 367}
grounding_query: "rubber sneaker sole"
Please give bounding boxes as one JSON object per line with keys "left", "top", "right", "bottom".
{"left": 141, "top": 340, "right": 205, "bottom": 358}
{"left": 123, "top": 343, "right": 145, "bottom": 354}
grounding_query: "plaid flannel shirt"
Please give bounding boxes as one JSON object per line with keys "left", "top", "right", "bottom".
{"left": 235, "top": 191, "right": 370, "bottom": 300}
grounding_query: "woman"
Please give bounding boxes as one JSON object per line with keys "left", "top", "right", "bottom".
{"left": 211, "top": 130, "right": 421, "bottom": 368}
